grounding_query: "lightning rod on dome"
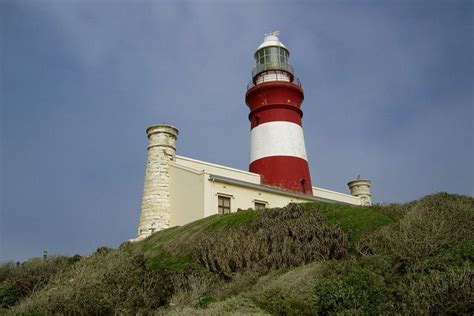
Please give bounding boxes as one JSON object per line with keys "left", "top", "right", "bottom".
{"left": 265, "top": 30, "right": 280, "bottom": 37}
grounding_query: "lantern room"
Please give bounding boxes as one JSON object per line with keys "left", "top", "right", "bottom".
{"left": 252, "top": 31, "right": 294, "bottom": 83}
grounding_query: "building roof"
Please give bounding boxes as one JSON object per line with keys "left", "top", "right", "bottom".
{"left": 209, "top": 174, "right": 358, "bottom": 205}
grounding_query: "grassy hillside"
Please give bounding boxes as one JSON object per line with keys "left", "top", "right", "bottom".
{"left": 1, "top": 193, "right": 473, "bottom": 314}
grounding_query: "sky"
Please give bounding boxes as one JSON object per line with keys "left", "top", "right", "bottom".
{"left": 1, "top": 0, "right": 472, "bottom": 261}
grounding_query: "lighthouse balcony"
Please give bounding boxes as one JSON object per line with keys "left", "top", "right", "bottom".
{"left": 247, "top": 71, "right": 302, "bottom": 90}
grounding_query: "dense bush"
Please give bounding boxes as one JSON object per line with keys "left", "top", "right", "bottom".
{"left": 167, "top": 269, "right": 220, "bottom": 309}
{"left": 246, "top": 263, "right": 322, "bottom": 315}
{"left": 0, "top": 256, "right": 74, "bottom": 309}
{"left": 395, "top": 240, "right": 474, "bottom": 314}
{"left": 0, "top": 262, "right": 16, "bottom": 285}
{"left": 309, "top": 193, "right": 474, "bottom": 316}
{"left": 162, "top": 296, "right": 266, "bottom": 315}
{"left": 253, "top": 286, "right": 313, "bottom": 315}
{"left": 398, "top": 266, "right": 473, "bottom": 314}
{"left": 196, "top": 203, "right": 349, "bottom": 278}
{"left": 11, "top": 249, "right": 173, "bottom": 314}
{"left": 309, "top": 258, "right": 473, "bottom": 315}
{"left": 311, "top": 256, "right": 395, "bottom": 315}
{"left": 0, "top": 283, "right": 23, "bottom": 309}
{"left": 360, "top": 193, "right": 473, "bottom": 261}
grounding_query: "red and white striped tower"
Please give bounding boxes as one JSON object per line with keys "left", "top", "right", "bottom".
{"left": 245, "top": 32, "right": 313, "bottom": 195}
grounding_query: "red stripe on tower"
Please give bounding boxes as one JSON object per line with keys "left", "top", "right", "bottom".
{"left": 245, "top": 32, "right": 313, "bottom": 195}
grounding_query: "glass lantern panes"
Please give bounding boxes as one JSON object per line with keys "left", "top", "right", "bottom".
{"left": 256, "top": 46, "right": 289, "bottom": 67}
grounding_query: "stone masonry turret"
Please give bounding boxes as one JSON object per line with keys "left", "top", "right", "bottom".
{"left": 348, "top": 176, "right": 372, "bottom": 206}
{"left": 136, "top": 124, "right": 178, "bottom": 240}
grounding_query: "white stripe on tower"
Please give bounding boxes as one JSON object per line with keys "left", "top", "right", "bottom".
{"left": 250, "top": 121, "right": 308, "bottom": 163}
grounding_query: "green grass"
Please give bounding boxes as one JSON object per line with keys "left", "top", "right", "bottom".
{"left": 304, "top": 202, "right": 394, "bottom": 241}
{"left": 323, "top": 206, "right": 393, "bottom": 241}
{"left": 203, "top": 210, "right": 257, "bottom": 232}
{"left": 129, "top": 210, "right": 258, "bottom": 272}
{"left": 146, "top": 250, "right": 194, "bottom": 272}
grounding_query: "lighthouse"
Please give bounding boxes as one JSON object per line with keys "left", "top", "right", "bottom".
{"left": 133, "top": 32, "right": 372, "bottom": 240}
{"left": 245, "top": 32, "right": 313, "bottom": 195}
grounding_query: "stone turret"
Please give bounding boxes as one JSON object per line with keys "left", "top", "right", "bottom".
{"left": 136, "top": 124, "right": 178, "bottom": 240}
{"left": 348, "top": 176, "right": 372, "bottom": 206}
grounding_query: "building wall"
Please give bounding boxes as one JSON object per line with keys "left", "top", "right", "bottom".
{"left": 312, "top": 187, "right": 361, "bottom": 205}
{"left": 176, "top": 156, "right": 360, "bottom": 205}
{"left": 169, "top": 163, "right": 205, "bottom": 227}
{"left": 209, "top": 180, "right": 316, "bottom": 214}
{"left": 166, "top": 155, "right": 362, "bottom": 228}
{"left": 175, "top": 156, "right": 260, "bottom": 183}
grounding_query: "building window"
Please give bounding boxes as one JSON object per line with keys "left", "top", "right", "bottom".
{"left": 218, "top": 196, "right": 231, "bottom": 214}
{"left": 254, "top": 202, "right": 266, "bottom": 210}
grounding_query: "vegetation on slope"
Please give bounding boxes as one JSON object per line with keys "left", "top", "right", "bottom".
{"left": 1, "top": 193, "right": 472, "bottom": 314}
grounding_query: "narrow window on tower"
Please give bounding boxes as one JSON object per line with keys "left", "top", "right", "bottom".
{"left": 218, "top": 196, "right": 231, "bottom": 214}
{"left": 301, "top": 179, "right": 307, "bottom": 194}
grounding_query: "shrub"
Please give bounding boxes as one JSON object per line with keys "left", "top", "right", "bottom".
{"left": 68, "top": 254, "right": 82, "bottom": 264}
{"left": 310, "top": 241, "right": 473, "bottom": 315}
{"left": 0, "top": 256, "right": 73, "bottom": 309}
{"left": 253, "top": 287, "right": 312, "bottom": 315}
{"left": 11, "top": 249, "right": 173, "bottom": 314}
{"left": 311, "top": 257, "right": 395, "bottom": 315}
{"left": 195, "top": 204, "right": 349, "bottom": 278}
{"left": 213, "top": 271, "right": 261, "bottom": 301}
{"left": 248, "top": 262, "right": 325, "bottom": 315}
{"left": 0, "top": 262, "right": 16, "bottom": 284}
{"left": 168, "top": 270, "right": 220, "bottom": 309}
{"left": 0, "top": 283, "right": 23, "bottom": 309}
{"left": 162, "top": 296, "right": 266, "bottom": 315}
{"left": 413, "top": 239, "right": 474, "bottom": 272}
{"left": 361, "top": 193, "right": 474, "bottom": 261}
{"left": 396, "top": 240, "right": 474, "bottom": 314}
{"left": 397, "top": 267, "right": 473, "bottom": 314}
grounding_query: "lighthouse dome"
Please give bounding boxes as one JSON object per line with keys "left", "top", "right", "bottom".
{"left": 256, "top": 33, "right": 288, "bottom": 52}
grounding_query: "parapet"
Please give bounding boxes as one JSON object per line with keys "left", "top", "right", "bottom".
{"left": 146, "top": 124, "right": 179, "bottom": 150}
